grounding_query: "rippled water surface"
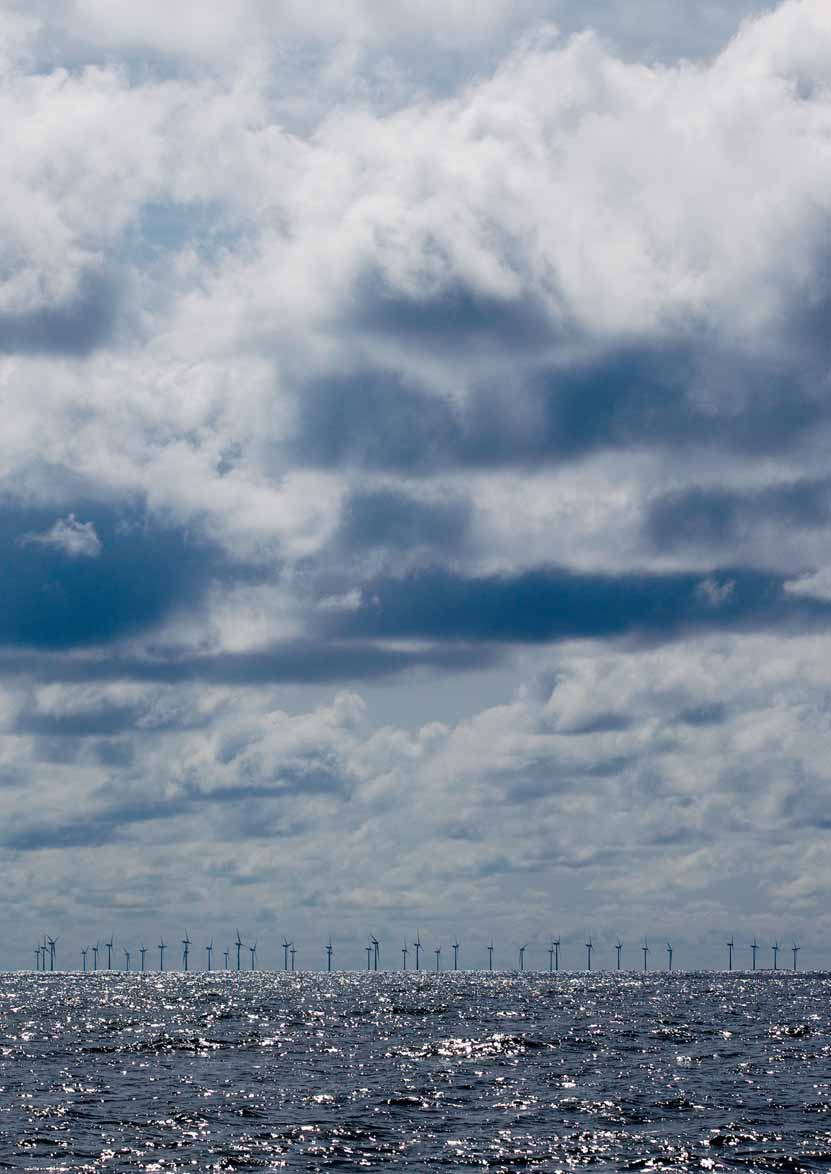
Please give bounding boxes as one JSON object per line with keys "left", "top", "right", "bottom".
{"left": 1, "top": 971, "right": 830, "bottom": 1170}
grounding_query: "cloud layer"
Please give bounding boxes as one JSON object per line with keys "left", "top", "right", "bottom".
{"left": 0, "top": 0, "right": 829, "bottom": 968}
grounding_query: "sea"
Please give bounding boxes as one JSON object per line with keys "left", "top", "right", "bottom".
{"left": 1, "top": 970, "right": 829, "bottom": 1171}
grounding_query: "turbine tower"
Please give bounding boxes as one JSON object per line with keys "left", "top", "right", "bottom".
{"left": 727, "top": 937, "right": 734, "bottom": 972}
{"left": 224, "top": 949, "right": 230, "bottom": 971}
{"left": 642, "top": 941, "right": 649, "bottom": 972}
{"left": 158, "top": 939, "right": 166, "bottom": 972}
{"left": 105, "top": 937, "right": 113, "bottom": 970}
{"left": 282, "top": 939, "right": 291, "bottom": 971}
{"left": 666, "top": 942, "right": 673, "bottom": 972}
{"left": 140, "top": 945, "right": 147, "bottom": 973}
{"left": 290, "top": 945, "right": 296, "bottom": 971}
{"left": 751, "top": 939, "right": 758, "bottom": 971}
{"left": 366, "top": 943, "right": 372, "bottom": 970}
{"left": 552, "top": 938, "right": 560, "bottom": 972}
{"left": 92, "top": 942, "right": 99, "bottom": 972}
{"left": 616, "top": 942, "right": 623, "bottom": 971}
{"left": 435, "top": 945, "right": 441, "bottom": 973}
{"left": 326, "top": 939, "right": 333, "bottom": 973}
{"left": 182, "top": 933, "right": 191, "bottom": 972}
{"left": 414, "top": 934, "right": 422, "bottom": 972}
{"left": 47, "top": 936, "right": 57, "bottom": 972}
{"left": 518, "top": 944, "right": 527, "bottom": 972}
{"left": 81, "top": 947, "right": 87, "bottom": 973}
{"left": 401, "top": 942, "right": 408, "bottom": 970}
{"left": 487, "top": 942, "right": 494, "bottom": 971}
{"left": 772, "top": 942, "right": 780, "bottom": 971}
{"left": 34, "top": 944, "right": 41, "bottom": 971}
{"left": 452, "top": 942, "right": 460, "bottom": 971}
{"left": 249, "top": 941, "right": 257, "bottom": 970}
{"left": 548, "top": 943, "right": 555, "bottom": 973}
{"left": 235, "top": 930, "right": 243, "bottom": 972}
{"left": 123, "top": 948, "right": 131, "bottom": 973}
{"left": 792, "top": 942, "right": 800, "bottom": 970}
{"left": 371, "top": 935, "right": 380, "bottom": 971}
{"left": 206, "top": 941, "right": 213, "bottom": 972}
{"left": 585, "top": 938, "right": 592, "bottom": 972}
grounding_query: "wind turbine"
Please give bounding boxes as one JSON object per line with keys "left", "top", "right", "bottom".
{"left": 224, "top": 948, "right": 230, "bottom": 971}
{"left": 81, "top": 947, "right": 87, "bottom": 973}
{"left": 452, "top": 942, "right": 460, "bottom": 971}
{"left": 727, "top": 937, "right": 734, "bottom": 971}
{"left": 290, "top": 945, "right": 296, "bottom": 971}
{"left": 414, "top": 934, "right": 422, "bottom": 972}
{"left": 366, "top": 943, "right": 372, "bottom": 970}
{"left": 552, "top": 938, "right": 560, "bottom": 972}
{"left": 666, "top": 942, "right": 673, "bottom": 972}
{"left": 792, "top": 942, "right": 800, "bottom": 970}
{"left": 548, "top": 943, "right": 555, "bottom": 973}
{"left": 750, "top": 939, "right": 758, "bottom": 972}
{"left": 249, "top": 942, "right": 257, "bottom": 970}
{"left": 34, "top": 944, "right": 41, "bottom": 971}
{"left": 158, "top": 939, "right": 166, "bottom": 972}
{"left": 772, "top": 942, "right": 780, "bottom": 971}
{"left": 434, "top": 945, "right": 441, "bottom": 973}
{"left": 123, "top": 948, "right": 131, "bottom": 973}
{"left": 140, "top": 945, "right": 147, "bottom": 973}
{"left": 371, "top": 935, "right": 380, "bottom": 971}
{"left": 206, "top": 942, "right": 213, "bottom": 972}
{"left": 282, "top": 939, "right": 291, "bottom": 971}
{"left": 487, "top": 942, "right": 494, "bottom": 971}
{"left": 92, "top": 942, "right": 99, "bottom": 972}
{"left": 518, "top": 944, "right": 527, "bottom": 972}
{"left": 182, "top": 933, "right": 191, "bottom": 972}
{"left": 326, "top": 940, "right": 333, "bottom": 972}
{"left": 105, "top": 937, "right": 113, "bottom": 970}
{"left": 585, "top": 938, "right": 592, "bottom": 972}
{"left": 47, "top": 936, "right": 58, "bottom": 972}
{"left": 642, "top": 941, "right": 649, "bottom": 972}
{"left": 235, "top": 930, "right": 243, "bottom": 972}
{"left": 401, "top": 942, "right": 408, "bottom": 970}
{"left": 616, "top": 942, "right": 623, "bottom": 971}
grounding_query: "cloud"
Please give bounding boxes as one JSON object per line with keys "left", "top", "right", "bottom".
{"left": 18, "top": 513, "right": 102, "bottom": 558}
{"left": 330, "top": 564, "right": 831, "bottom": 645}
{"left": 0, "top": 271, "right": 118, "bottom": 356}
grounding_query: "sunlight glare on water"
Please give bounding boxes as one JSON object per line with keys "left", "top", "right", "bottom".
{"left": 1, "top": 971, "right": 829, "bottom": 1170}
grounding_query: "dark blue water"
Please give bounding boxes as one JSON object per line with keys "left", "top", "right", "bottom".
{"left": 1, "top": 971, "right": 829, "bottom": 1170}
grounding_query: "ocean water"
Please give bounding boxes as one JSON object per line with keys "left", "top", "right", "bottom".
{"left": 1, "top": 971, "right": 829, "bottom": 1171}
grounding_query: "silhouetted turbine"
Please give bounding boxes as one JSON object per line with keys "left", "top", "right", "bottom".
{"left": 616, "top": 942, "right": 623, "bottom": 971}
{"left": 792, "top": 942, "right": 800, "bottom": 970}
{"left": 585, "top": 938, "right": 592, "bottom": 972}
{"left": 518, "top": 944, "right": 527, "bottom": 972}
{"left": 282, "top": 939, "right": 291, "bottom": 972}
{"left": 249, "top": 942, "right": 256, "bottom": 971}
{"left": 92, "top": 942, "right": 99, "bottom": 972}
{"left": 452, "top": 942, "right": 460, "bottom": 971}
{"left": 772, "top": 942, "right": 780, "bottom": 971}
{"left": 326, "top": 939, "right": 333, "bottom": 973}
{"left": 548, "top": 943, "right": 555, "bottom": 974}
{"left": 552, "top": 938, "right": 560, "bottom": 972}
{"left": 235, "top": 929, "right": 243, "bottom": 972}
{"left": 206, "top": 941, "right": 213, "bottom": 972}
{"left": 371, "top": 935, "right": 379, "bottom": 971}
{"left": 366, "top": 943, "right": 372, "bottom": 970}
{"left": 123, "top": 948, "right": 131, "bottom": 973}
{"left": 290, "top": 945, "right": 296, "bottom": 971}
{"left": 81, "top": 947, "right": 87, "bottom": 973}
{"left": 401, "top": 941, "right": 408, "bottom": 970}
{"left": 182, "top": 933, "right": 191, "bottom": 972}
{"left": 140, "top": 945, "right": 147, "bottom": 973}
{"left": 224, "top": 949, "right": 230, "bottom": 971}
{"left": 158, "top": 939, "right": 166, "bottom": 972}
{"left": 642, "top": 941, "right": 649, "bottom": 972}
{"left": 727, "top": 937, "right": 734, "bottom": 972}
{"left": 414, "top": 934, "right": 422, "bottom": 972}
{"left": 488, "top": 942, "right": 494, "bottom": 971}
{"left": 47, "top": 936, "right": 58, "bottom": 972}
{"left": 750, "top": 938, "right": 758, "bottom": 972}
{"left": 666, "top": 942, "right": 673, "bottom": 972}
{"left": 105, "top": 937, "right": 113, "bottom": 970}
{"left": 435, "top": 945, "right": 441, "bottom": 973}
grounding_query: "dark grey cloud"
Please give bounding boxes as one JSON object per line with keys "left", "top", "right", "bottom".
{"left": 328, "top": 564, "right": 831, "bottom": 645}
{"left": 0, "top": 638, "right": 498, "bottom": 686}
{"left": 0, "top": 270, "right": 118, "bottom": 356}
{"left": 677, "top": 703, "right": 729, "bottom": 727}
{"left": 16, "top": 705, "right": 142, "bottom": 738}
{"left": 646, "top": 478, "right": 831, "bottom": 551}
{"left": 0, "top": 499, "right": 251, "bottom": 649}
{"left": 295, "top": 337, "right": 824, "bottom": 474}
{"left": 337, "top": 486, "right": 472, "bottom": 553}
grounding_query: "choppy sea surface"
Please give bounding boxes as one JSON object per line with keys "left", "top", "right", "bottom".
{"left": 1, "top": 971, "right": 830, "bottom": 1171}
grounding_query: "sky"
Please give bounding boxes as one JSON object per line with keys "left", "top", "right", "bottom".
{"left": 1, "top": 0, "right": 830, "bottom": 972}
